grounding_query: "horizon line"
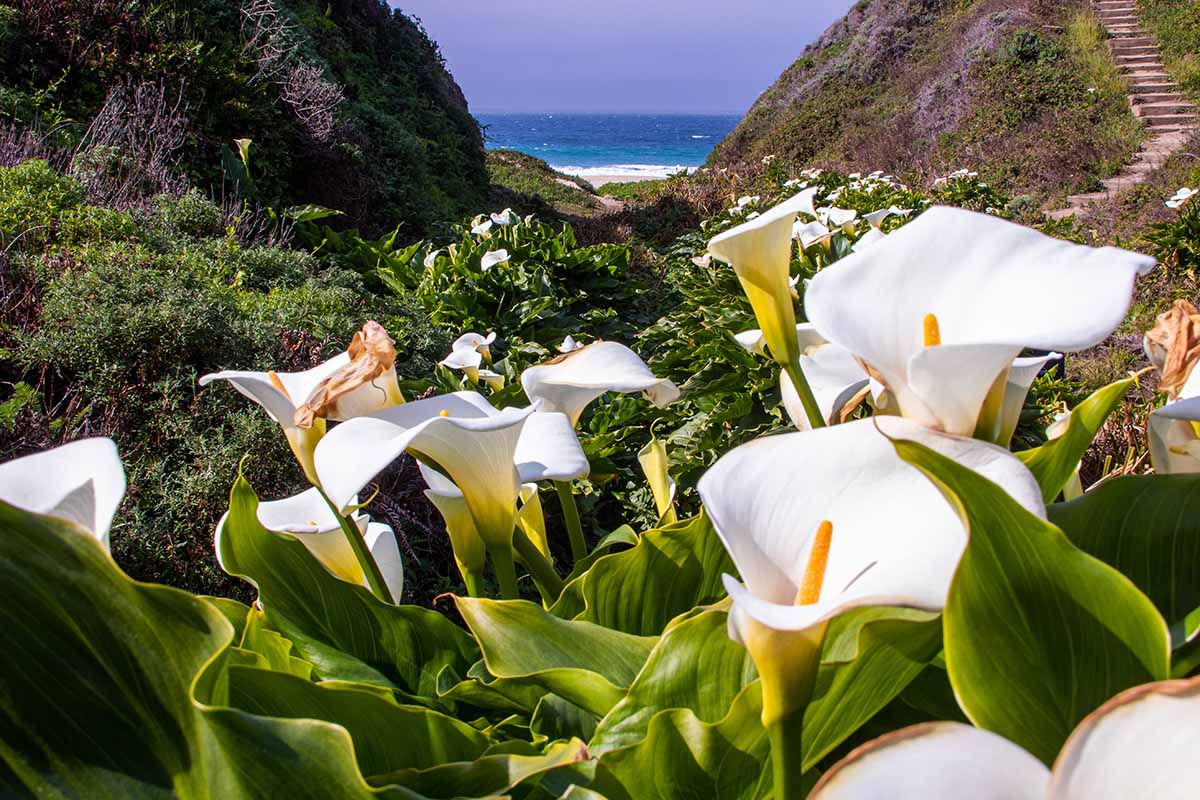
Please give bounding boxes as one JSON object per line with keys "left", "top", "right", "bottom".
{"left": 473, "top": 110, "right": 746, "bottom": 117}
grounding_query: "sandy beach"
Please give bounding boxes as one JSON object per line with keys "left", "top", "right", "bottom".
{"left": 573, "top": 173, "right": 663, "bottom": 188}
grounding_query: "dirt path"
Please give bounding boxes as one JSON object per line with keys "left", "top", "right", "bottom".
{"left": 1046, "top": 0, "right": 1197, "bottom": 220}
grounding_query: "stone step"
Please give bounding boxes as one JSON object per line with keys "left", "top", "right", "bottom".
{"left": 1108, "top": 26, "right": 1146, "bottom": 34}
{"left": 1115, "top": 53, "right": 1164, "bottom": 63}
{"left": 1111, "top": 37, "right": 1157, "bottom": 47}
{"left": 1142, "top": 113, "right": 1199, "bottom": 127}
{"left": 1129, "top": 82, "right": 1181, "bottom": 94}
{"left": 1122, "top": 66, "right": 1170, "bottom": 76}
{"left": 1147, "top": 124, "right": 1193, "bottom": 135}
{"left": 1135, "top": 101, "right": 1196, "bottom": 116}
{"left": 1112, "top": 44, "right": 1160, "bottom": 56}
{"left": 1095, "top": 2, "right": 1137, "bottom": 9}
{"left": 1099, "top": 14, "right": 1140, "bottom": 24}
{"left": 1133, "top": 91, "right": 1189, "bottom": 105}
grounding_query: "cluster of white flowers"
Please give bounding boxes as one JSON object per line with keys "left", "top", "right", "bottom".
{"left": 932, "top": 168, "right": 981, "bottom": 188}
{"left": 1166, "top": 187, "right": 1198, "bottom": 209}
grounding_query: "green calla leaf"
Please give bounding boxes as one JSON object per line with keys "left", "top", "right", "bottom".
{"left": 370, "top": 739, "right": 591, "bottom": 799}
{"left": 239, "top": 610, "right": 315, "bottom": 679}
{"left": 531, "top": 695, "right": 598, "bottom": 744}
{"left": 550, "top": 513, "right": 734, "bottom": 636}
{"left": 801, "top": 607, "right": 942, "bottom": 771}
{"left": 218, "top": 473, "right": 478, "bottom": 701}
{"left": 590, "top": 607, "right": 757, "bottom": 755}
{"left": 226, "top": 667, "right": 490, "bottom": 779}
{"left": 589, "top": 683, "right": 773, "bottom": 800}
{"left": 0, "top": 501, "right": 420, "bottom": 798}
{"left": 1047, "top": 474, "right": 1200, "bottom": 627}
{"left": 455, "top": 597, "right": 657, "bottom": 717}
{"left": 1015, "top": 375, "right": 1134, "bottom": 502}
{"left": 895, "top": 436, "right": 1171, "bottom": 765}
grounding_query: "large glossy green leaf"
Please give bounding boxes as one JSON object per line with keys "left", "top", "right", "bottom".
{"left": 1016, "top": 376, "right": 1134, "bottom": 502}
{"left": 218, "top": 473, "right": 478, "bottom": 701}
{"left": 589, "top": 684, "right": 773, "bottom": 800}
{"left": 590, "top": 608, "right": 757, "bottom": 754}
{"left": 455, "top": 597, "right": 657, "bottom": 717}
{"left": 371, "top": 740, "right": 590, "bottom": 799}
{"left": 895, "top": 437, "right": 1171, "bottom": 765}
{"left": 0, "top": 502, "right": 417, "bottom": 798}
{"left": 226, "top": 668, "right": 490, "bottom": 779}
{"left": 1048, "top": 474, "right": 1200, "bottom": 626}
{"left": 801, "top": 607, "right": 942, "bottom": 771}
{"left": 550, "top": 512, "right": 734, "bottom": 636}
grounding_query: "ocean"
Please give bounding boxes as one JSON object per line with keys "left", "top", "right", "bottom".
{"left": 476, "top": 113, "right": 741, "bottom": 179}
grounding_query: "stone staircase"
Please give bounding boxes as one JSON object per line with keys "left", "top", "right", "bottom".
{"left": 1046, "top": 0, "right": 1197, "bottom": 219}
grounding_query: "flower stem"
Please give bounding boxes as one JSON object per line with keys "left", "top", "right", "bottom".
{"left": 512, "top": 526, "right": 564, "bottom": 602}
{"left": 555, "top": 480, "right": 589, "bottom": 562}
{"left": 783, "top": 359, "right": 826, "bottom": 429}
{"left": 319, "top": 491, "right": 394, "bottom": 604}
{"left": 463, "top": 568, "right": 487, "bottom": 598}
{"left": 487, "top": 542, "right": 520, "bottom": 599}
{"left": 768, "top": 709, "right": 807, "bottom": 800}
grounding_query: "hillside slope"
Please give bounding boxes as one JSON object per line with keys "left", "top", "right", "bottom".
{"left": 711, "top": 0, "right": 1143, "bottom": 205}
{"left": 0, "top": 0, "right": 486, "bottom": 235}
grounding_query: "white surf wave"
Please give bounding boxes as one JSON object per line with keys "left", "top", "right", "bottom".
{"left": 553, "top": 164, "right": 694, "bottom": 179}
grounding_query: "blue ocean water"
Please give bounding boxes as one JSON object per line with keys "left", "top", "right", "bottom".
{"left": 476, "top": 113, "right": 741, "bottom": 179}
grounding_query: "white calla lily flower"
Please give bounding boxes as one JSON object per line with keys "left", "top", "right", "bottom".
{"left": 221, "top": 487, "right": 404, "bottom": 600}
{"left": 477, "top": 368, "right": 506, "bottom": 391}
{"left": 201, "top": 322, "right": 404, "bottom": 483}
{"left": 1148, "top": 369, "right": 1200, "bottom": 474}
{"left": 794, "top": 219, "right": 833, "bottom": 250}
{"left": 709, "top": 189, "right": 819, "bottom": 365}
{"left": 851, "top": 227, "right": 886, "bottom": 252}
{"left": 810, "top": 677, "right": 1200, "bottom": 800}
{"left": 699, "top": 417, "right": 1044, "bottom": 644}
{"left": 819, "top": 206, "right": 858, "bottom": 231}
{"left": 558, "top": 335, "right": 584, "bottom": 354}
{"left": 0, "top": 438, "right": 126, "bottom": 549}
{"left": 1166, "top": 187, "right": 1197, "bottom": 209}
{"left": 423, "top": 249, "right": 442, "bottom": 269}
{"left": 805, "top": 207, "right": 1156, "bottom": 437}
{"left": 521, "top": 341, "right": 680, "bottom": 427}
{"left": 698, "top": 417, "right": 1044, "bottom": 786}
{"left": 440, "top": 346, "right": 483, "bottom": 379}
{"left": 314, "top": 392, "right": 587, "bottom": 546}
{"left": 453, "top": 331, "right": 497, "bottom": 356}
{"left": 481, "top": 249, "right": 510, "bottom": 271}
{"left": 782, "top": 340, "right": 871, "bottom": 431}
{"left": 471, "top": 218, "right": 494, "bottom": 236}
{"left": 490, "top": 208, "right": 515, "bottom": 226}
{"left": 863, "top": 205, "right": 912, "bottom": 229}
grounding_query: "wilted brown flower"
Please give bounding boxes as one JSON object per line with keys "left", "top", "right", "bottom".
{"left": 1144, "top": 300, "right": 1200, "bottom": 399}
{"left": 294, "top": 322, "right": 400, "bottom": 428}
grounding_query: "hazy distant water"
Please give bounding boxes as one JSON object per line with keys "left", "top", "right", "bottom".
{"left": 476, "top": 113, "right": 741, "bottom": 178}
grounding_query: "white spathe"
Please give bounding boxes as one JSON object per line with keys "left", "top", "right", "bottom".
{"left": 781, "top": 340, "right": 871, "bottom": 430}
{"left": 697, "top": 417, "right": 1045, "bottom": 643}
{"left": 423, "top": 249, "right": 442, "bottom": 269}
{"left": 230, "top": 487, "right": 404, "bottom": 600}
{"left": 420, "top": 462, "right": 487, "bottom": 577}
{"left": 708, "top": 189, "right": 819, "bottom": 365}
{"left": 1148, "top": 368, "right": 1200, "bottom": 473}
{"left": 313, "top": 392, "right": 588, "bottom": 546}
{"left": 794, "top": 220, "right": 833, "bottom": 250}
{"left": 491, "top": 208, "right": 515, "bottom": 225}
{"left": 809, "top": 677, "right": 1200, "bottom": 800}
{"left": 216, "top": 490, "right": 404, "bottom": 600}
{"left": 452, "top": 331, "right": 498, "bottom": 357}
{"left": 481, "top": 249, "right": 510, "bottom": 271}
{"left": 994, "top": 353, "right": 1060, "bottom": 446}
{"left": 471, "top": 219, "right": 494, "bottom": 236}
{"left": 0, "top": 438, "right": 126, "bottom": 549}
{"left": 805, "top": 207, "right": 1156, "bottom": 436}
{"left": 851, "top": 228, "right": 886, "bottom": 253}
{"left": 864, "top": 205, "right": 912, "bottom": 229}
{"left": 558, "top": 335, "right": 584, "bottom": 354}
{"left": 521, "top": 341, "right": 680, "bottom": 427}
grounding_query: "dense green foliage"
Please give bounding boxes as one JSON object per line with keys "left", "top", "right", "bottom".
{"left": 487, "top": 149, "right": 606, "bottom": 219}
{"left": 1139, "top": 0, "right": 1200, "bottom": 99}
{"left": 0, "top": 160, "right": 444, "bottom": 597}
{"left": 0, "top": 0, "right": 486, "bottom": 235}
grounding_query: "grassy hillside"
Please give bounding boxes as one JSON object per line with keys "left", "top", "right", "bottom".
{"left": 0, "top": 0, "right": 487, "bottom": 235}
{"left": 710, "top": 0, "right": 1142, "bottom": 206}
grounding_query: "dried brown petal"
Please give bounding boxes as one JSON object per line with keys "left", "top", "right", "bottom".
{"left": 1144, "top": 300, "right": 1200, "bottom": 400}
{"left": 294, "top": 321, "right": 397, "bottom": 428}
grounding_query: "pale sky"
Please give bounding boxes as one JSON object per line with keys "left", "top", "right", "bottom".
{"left": 390, "top": 1, "right": 857, "bottom": 114}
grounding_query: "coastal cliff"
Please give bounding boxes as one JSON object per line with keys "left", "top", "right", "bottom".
{"left": 710, "top": 0, "right": 1143, "bottom": 204}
